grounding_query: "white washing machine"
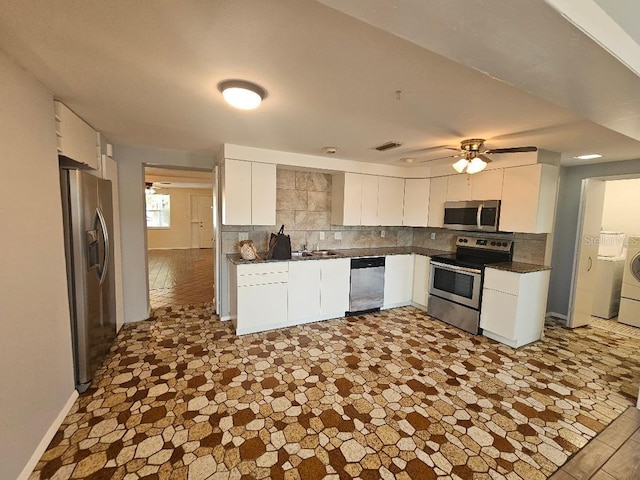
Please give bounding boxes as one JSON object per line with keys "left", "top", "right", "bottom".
{"left": 619, "top": 236, "right": 640, "bottom": 327}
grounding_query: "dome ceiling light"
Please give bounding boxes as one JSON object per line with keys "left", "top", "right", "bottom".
{"left": 218, "top": 80, "right": 267, "bottom": 110}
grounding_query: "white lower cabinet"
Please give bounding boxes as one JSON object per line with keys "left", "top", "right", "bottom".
{"left": 232, "top": 258, "right": 351, "bottom": 335}
{"left": 232, "top": 262, "right": 289, "bottom": 335}
{"left": 288, "top": 261, "right": 321, "bottom": 323}
{"left": 383, "top": 254, "right": 414, "bottom": 309}
{"left": 480, "top": 268, "right": 550, "bottom": 348}
{"left": 289, "top": 258, "right": 351, "bottom": 323}
{"left": 411, "top": 254, "right": 430, "bottom": 310}
{"left": 320, "top": 258, "right": 350, "bottom": 317}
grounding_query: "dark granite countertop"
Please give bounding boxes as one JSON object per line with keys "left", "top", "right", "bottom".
{"left": 486, "top": 261, "right": 551, "bottom": 274}
{"left": 228, "top": 246, "right": 450, "bottom": 265}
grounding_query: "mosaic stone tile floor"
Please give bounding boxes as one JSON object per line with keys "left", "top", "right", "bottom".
{"left": 30, "top": 306, "right": 640, "bottom": 480}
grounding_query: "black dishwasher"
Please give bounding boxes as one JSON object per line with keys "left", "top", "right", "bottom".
{"left": 347, "top": 257, "right": 385, "bottom": 315}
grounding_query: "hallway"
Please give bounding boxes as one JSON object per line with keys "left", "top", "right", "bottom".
{"left": 148, "top": 248, "right": 214, "bottom": 308}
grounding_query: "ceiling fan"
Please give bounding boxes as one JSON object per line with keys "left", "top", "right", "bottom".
{"left": 419, "top": 138, "right": 537, "bottom": 174}
{"left": 145, "top": 181, "right": 165, "bottom": 193}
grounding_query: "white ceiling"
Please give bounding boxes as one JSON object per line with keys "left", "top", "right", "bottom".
{"left": 1, "top": 0, "right": 639, "bottom": 168}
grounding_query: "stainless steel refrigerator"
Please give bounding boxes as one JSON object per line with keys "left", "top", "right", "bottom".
{"left": 60, "top": 167, "right": 117, "bottom": 392}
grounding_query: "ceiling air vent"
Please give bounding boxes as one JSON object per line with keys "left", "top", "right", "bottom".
{"left": 374, "top": 141, "right": 404, "bottom": 152}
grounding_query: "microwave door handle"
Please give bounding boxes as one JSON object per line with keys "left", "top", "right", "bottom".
{"left": 477, "top": 203, "right": 483, "bottom": 229}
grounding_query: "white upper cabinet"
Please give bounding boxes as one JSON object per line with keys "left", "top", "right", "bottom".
{"left": 403, "top": 178, "right": 430, "bottom": 227}
{"left": 378, "top": 176, "right": 405, "bottom": 226}
{"left": 500, "top": 164, "right": 559, "bottom": 233}
{"left": 446, "top": 174, "right": 472, "bottom": 201}
{"left": 471, "top": 169, "right": 504, "bottom": 200}
{"left": 223, "top": 159, "right": 276, "bottom": 225}
{"left": 333, "top": 173, "right": 409, "bottom": 227}
{"left": 331, "top": 172, "right": 362, "bottom": 226}
{"left": 360, "top": 175, "right": 379, "bottom": 225}
{"left": 251, "top": 161, "right": 277, "bottom": 225}
{"left": 428, "top": 176, "right": 448, "bottom": 227}
{"left": 55, "top": 101, "right": 98, "bottom": 169}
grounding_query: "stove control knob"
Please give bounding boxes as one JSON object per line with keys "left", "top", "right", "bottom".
{"left": 502, "top": 242, "right": 508, "bottom": 247}
{"left": 491, "top": 241, "right": 496, "bottom": 246}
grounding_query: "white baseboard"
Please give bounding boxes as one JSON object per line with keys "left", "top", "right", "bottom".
{"left": 410, "top": 301, "right": 429, "bottom": 313}
{"left": 147, "top": 247, "right": 195, "bottom": 251}
{"left": 547, "top": 311, "right": 568, "bottom": 320}
{"left": 18, "top": 389, "right": 79, "bottom": 480}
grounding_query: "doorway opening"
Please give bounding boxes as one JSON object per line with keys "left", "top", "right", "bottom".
{"left": 568, "top": 174, "right": 640, "bottom": 336}
{"left": 144, "top": 166, "right": 216, "bottom": 310}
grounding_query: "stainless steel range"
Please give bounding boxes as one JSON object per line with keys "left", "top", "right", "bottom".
{"left": 428, "top": 236, "right": 513, "bottom": 334}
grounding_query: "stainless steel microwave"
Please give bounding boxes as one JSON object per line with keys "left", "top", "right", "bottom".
{"left": 443, "top": 200, "right": 500, "bottom": 232}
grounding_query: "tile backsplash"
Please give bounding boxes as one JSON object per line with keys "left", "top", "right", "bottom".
{"left": 221, "top": 168, "right": 548, "bottom": 265}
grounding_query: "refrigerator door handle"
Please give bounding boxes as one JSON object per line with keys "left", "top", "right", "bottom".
{"left": 96, "top": 207, "right": 110, "bottom": 286}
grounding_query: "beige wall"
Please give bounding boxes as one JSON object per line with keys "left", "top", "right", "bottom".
{"left": 0, "top": 51, "right": 75, "bottom": 479}
{"left": 147, "top": 187, "right": 213, "bottom": 249}
{"left": 601, "top": 178, "right": 640, "bottom": 236}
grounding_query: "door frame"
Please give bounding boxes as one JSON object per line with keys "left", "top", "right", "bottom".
{"left": 566, "top": 173, "right": 640, "bottom": 327}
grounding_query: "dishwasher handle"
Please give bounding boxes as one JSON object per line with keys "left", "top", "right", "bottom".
{"left": 351, "top": 257, "right": 385, "bottom": 269}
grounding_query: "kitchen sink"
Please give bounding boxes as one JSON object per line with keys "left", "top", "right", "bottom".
{"left": 292, "top": 251, "right": 315, "bottom": 257}
{"left": 310, "top": 250, "right": 340, "bottom": 257}
{"left": 292, "top": 250, "right": 340, "bottom": 258}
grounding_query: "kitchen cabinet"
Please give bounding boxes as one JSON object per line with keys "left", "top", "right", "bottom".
{"left": 331, "top": 172, "right": 362, "bottom": 225}
{"left": 360, "top": 175, "right": 379, "bottom": 225}
{"left": 471, "top": 169, "right": 503, "bottom": 200}
{"left": 480, "top": 267, "right": 550, "bottom": 348}
{"left": 320, "top": 258, "right": 350, "bottom": 317}
{"left": 223, "top": 159, "right": 276, "bottom": 225}
{"left": 427, "top": 176, "right": 448, "bottom": 228}
{"left": 55, "top": 101, "right": 99, "bottom": 169}
{"left": 411, "top": 254, "right": 430, "bottom": 310}
{"left": 499, "top": 164, "right": 558, "bottom": 233}
{"left": 289, "top": 258, "right": 351, "bottom": 323}
{"left": 231, "top": 261, "right": 289, "bottom": 335}
{"left": 332, "top": 172, "right": 404, "bottom": 227}
{"left": 378, "top": 176, "right": 405, "bottom": 226}
{"left": 288, "top": 261, "right": 321, "bottom": 323}
{"left": 446, "top": 174, "right": 472, "bottom": 201}
{"left": 446, "top": 169, "right": 503, "bottom": 202}
{"left": 403, "top": 178, "right": 430, "bottom": 227}
{"left": 383, "top": 254, "right": 414, "bottom": 309}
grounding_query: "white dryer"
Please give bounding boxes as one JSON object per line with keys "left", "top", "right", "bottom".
{"left": 592, "top": 232, "right": 626, "bottom": 319}
{"left": 619, "top": 236, "right": 640, "bottom": 327}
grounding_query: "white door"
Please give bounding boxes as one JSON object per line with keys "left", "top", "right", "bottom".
{"left": 191, "top": 195, "right": 213, "bottom": 248}
{"left": 568, "top": 179, "right": 606, "bottom": 328}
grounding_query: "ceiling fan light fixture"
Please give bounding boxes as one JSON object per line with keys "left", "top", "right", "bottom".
{"left": 218, "top": 80, "right": 266, "bottom": 110}
{"left": 452, "top": 158, "right": 469, "bottom": 173}
{"left": 466, "top": 156, "right": 488, "bottom": 174}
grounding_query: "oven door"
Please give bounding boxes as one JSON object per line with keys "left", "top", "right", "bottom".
{"left": 429, "top": 261, "right": 482, "bottom": 309}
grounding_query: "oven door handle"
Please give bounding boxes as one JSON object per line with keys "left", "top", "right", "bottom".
{"left": 430, "top": 261, "right": 482, "bottom": 275}
{"left": 477, "top": 203, "right": 483, "bottom": 229}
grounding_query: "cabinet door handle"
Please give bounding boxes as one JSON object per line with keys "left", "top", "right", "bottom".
{"left": 587, "top": 256, "right": 593, "bottom": 272}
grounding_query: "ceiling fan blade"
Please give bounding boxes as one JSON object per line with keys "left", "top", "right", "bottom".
{"left": 419, "top": 153, "right": 462, "bottom": 163}
{"left": 477, "top": 154, "right": 492, "bottom": 163}
{"left": 484, "top": 146, "right": 537, "bottom": 154}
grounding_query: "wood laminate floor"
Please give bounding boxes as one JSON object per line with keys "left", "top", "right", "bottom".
{"left": 148, "top": 249, "right": 214, "bottom": 309}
